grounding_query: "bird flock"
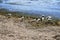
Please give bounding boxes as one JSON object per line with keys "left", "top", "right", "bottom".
{"left": 6, "top": 13, "right": 52, "bottom": 22}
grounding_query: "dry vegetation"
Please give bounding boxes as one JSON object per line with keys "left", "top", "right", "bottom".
{"left": 0, "top": 12, "right": 60, "bottom": 40}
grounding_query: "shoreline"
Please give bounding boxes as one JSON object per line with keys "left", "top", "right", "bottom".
{"left": 0, "top": 12, "right": 60, "bottom": 27}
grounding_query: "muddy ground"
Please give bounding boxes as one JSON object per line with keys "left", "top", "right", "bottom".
{"left": 0, "top": 15, "right": 60, "bottom": 40}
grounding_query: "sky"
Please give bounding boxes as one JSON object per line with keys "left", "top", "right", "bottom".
{"left": 0, "top": 0, "right": 60, "bottom": 18}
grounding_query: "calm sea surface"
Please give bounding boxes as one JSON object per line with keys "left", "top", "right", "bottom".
{"left": 0, "top": 0, "right": 60, "bottom": 18}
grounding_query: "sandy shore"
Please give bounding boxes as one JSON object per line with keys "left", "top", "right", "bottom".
{"left": 0, "top": 15, "right": 60, "bottom": 40}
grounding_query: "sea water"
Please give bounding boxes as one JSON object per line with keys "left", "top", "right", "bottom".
{"left": 0, "top": 0, "right": 60, "bottom": 18}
